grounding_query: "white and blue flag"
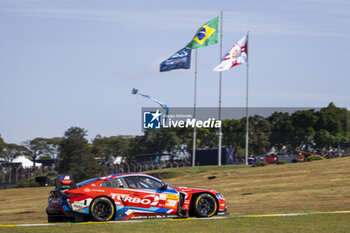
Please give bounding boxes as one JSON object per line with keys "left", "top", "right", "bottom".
{"left": 160, "top": 48, "right": 191, "bottom": 72}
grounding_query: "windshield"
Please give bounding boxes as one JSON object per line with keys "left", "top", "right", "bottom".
{"left": 76, "top": 178, "right": 99, "bottom": 188}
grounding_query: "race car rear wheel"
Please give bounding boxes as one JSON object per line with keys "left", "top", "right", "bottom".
{"left": 89, "top": 197, "right": 115, "bottom": 221}
{"left": 192, "top": 193, "right": 217, "bottom": 217}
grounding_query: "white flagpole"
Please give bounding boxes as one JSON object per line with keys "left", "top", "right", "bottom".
{"left": 245, "top": 31, "right": 250, "bottom": 165}
{"left": 218, "top": 10, "right": 223, "bottom": 166}
{"left": 192, "top": 49, "right": 198, "bottom": 167}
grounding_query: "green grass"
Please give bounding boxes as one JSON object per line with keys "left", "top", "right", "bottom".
{"left": 145, "top": 164, "right": 245, "bottom": 179}
{"left": 1, "top": 157, "right": 350, "bottom": 232}
{"left": 1, "top": 214, "right": 350, "bottom": 233}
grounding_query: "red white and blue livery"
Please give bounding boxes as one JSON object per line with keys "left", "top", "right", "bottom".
{"left": 46, "top": 173, "right": 228, "bottom": 222}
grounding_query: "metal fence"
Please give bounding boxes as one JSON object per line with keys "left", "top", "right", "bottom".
{"left": 0, "top": 164, "right": 55, "bottom": 187}
{"left": 104, "top": 160, "right": 192, "bottom": 174}
{"left": 0, "top": 159, "right": 192, "bottom": 188}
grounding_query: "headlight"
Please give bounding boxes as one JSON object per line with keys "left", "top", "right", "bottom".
{"left": 216, "top": 193, "right": 223, "bottom": 199}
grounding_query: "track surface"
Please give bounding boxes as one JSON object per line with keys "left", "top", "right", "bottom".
{"left": 1, "top": 210, "right": 350, "bottom": 228}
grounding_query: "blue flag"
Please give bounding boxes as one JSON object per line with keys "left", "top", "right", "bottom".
{"left": 160, "top": 48, "right": 191, "bottom": 72}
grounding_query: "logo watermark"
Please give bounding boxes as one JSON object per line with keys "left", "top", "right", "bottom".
{"left": 141, "top": 107, "right": 328, "bottom": 131}
{"left": 163, "top": 118, "right": 221, "bottom": 128}
{"left": 142, "top": 107, "right": 222, "bottom": 130}
{"left": 143, "top": 110, "right": 162, "bottom": 129}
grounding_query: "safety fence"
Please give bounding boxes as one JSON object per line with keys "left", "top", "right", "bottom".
{"left": 0, "top": 164, "right": 55, "bottom": 187}
{"left": 0, "top": 160, "right": 191, "bottom": 188}
{"left": 109, "top": 160, "right": 192, "bottom": 174}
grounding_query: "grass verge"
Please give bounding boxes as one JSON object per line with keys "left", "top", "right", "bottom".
{"left": 1, "top": 214, "right": 350, "bottom": 233}
{"left": 0, "top": 157, "right": 349, "bottom": 227}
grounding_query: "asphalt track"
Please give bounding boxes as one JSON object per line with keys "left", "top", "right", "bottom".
{"left": 1, "top": 210, "right": 350, "bottom": 228}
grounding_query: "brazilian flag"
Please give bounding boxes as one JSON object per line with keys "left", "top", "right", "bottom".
{"left": 185, "top": 16, "right": 219, "bottom": 49}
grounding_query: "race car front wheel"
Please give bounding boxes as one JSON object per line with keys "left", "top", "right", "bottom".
{"left": 192, "top": 193, "right": 217, "bottom": 217}
{"left": 89, "top": 197, "right": 115, "bottom": 221}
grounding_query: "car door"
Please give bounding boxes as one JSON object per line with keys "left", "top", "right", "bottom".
{"left": 98, "top": 177, "right": 150, "bottom": 220}
{"left": 98, "top": 177, "right": 132, "bottom": 205}
{"left": 123, "top": 175, "right": 180, "bottom": 216}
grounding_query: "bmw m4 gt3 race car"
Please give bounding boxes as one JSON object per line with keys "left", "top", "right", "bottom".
{"left": 46, "top": 173, "right": 228, "bottom": 222}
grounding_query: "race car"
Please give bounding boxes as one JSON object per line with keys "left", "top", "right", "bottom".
{"left": 46, "top": 173, "right": 227, "bottom": 222}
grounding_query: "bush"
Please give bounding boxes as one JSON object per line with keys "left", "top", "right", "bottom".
{"left": 16, "top": 175, "right": 56, "bottom": 188}
{"left": 305, "top": 155, "right": 325, "bottom": 162}
{"left": 16, "top": 177, "right": 40, "bottom": 188}
{"left": 277, "top": 160, "right": 286, "bottom": 165}
{"left": 252, "top": 161, "right": 269, "bottom": 167}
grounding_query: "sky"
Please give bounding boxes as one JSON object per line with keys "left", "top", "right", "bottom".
{"left": 0, "top": 0, "right": 349, "bottom": 144}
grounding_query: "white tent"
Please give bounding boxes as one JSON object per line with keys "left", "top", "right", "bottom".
{"left": 12, "top": 155, "right": 42, "bottom": 169}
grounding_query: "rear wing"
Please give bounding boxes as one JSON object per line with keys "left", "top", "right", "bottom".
{"left": 56, "top": 174, "right": 77, "bottom": 190}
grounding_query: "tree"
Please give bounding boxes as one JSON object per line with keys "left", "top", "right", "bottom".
{"left": 24, "top": 138, "right": 46, "bottom": 167}
{"left": 127, "top": 128, "right": 184, "bottom": 161}
{"left": 196, "top": 128, "right": 218, "bottom": 149}
{"left": 44, "top": 137, "right": 63, "bottom": 159}
{"left": 139, "top": 128, "right": 182, "bottom": 159}
{"left": 58, "top": 127, "right": 102, "bottom": 182}
{"left": 24, "top": 137, "right": 63, "bottom": 166}
{"left": 92, "top": 135, "right": 133, "bottom": 163}
{"left": 313, "top": 103, "right": 348, "bottom": 149}
{"left": 291, "top": 110, "right": 318, "bottom": 148}
{"left": 0, "top": 143, "right": 29, "bottom": 163}
{"left": 246, "top": 115, "right": 272, "bottom": 155}
{"left": 314, "top": 129, "right": 337, "bottom": 149}
{"left": 0, "top": 136, "right": 5, "bottom": 159}
{"left": 268, "top": 112, "right": 294, "bottom": 151}
{"left": 222, "top": 119, "right": 245, "bottom": 150}
{"left": 1, "top": 136, "right": 30, "bottom": 163}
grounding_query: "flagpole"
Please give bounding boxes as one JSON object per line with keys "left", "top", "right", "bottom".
{"left": 245, "top": 31, "right": 250, "bottom": 165}
{"left": 218, "top": 10, "right": 223, "bottom": 166}
{"left": 192, "top": 48, "right": 198, "bottom": 167}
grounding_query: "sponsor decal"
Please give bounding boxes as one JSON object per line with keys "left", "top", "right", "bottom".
{"left": 144, "top": 195, "right": 159, "bottom": 206}
{"left": 166, "top": 194, "right": 178, "bottom": 200}
{"left": 123, "top": 197, "right": 153, "bottom": 205}
{"left": 111, "top": 193, "right": 129, "bottom": 200}
{"left": 49, "top": 199, "right": 59, "bottom": 204}
{"left": 165, "top": 199, "right": 178, "bottom": 208}
{"left": 111, "top": 193, "right": 160, "bottom": 206}
{"left": 159, "top": 194, "right": 166, "bottom": 201}
{"left": 91, "top": 189, "right": 105, "bottom": 192}
{"left": 71, "top": 202, "right": 85, "bottom": 210}
{"left": 60, "top": 176, "right": 73, "bottom": 185}
{"left": 70, "top": 198, "right": 92, "bottom": 211}
{"left": 130, "top": 215, "right": 179, "bottom": 220}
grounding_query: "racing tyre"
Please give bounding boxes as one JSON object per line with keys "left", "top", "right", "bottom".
{"left": 89, "top": 197, "right": 115, "bottom": 221}
{"left": 192, "top": 194, "right": 217, "bottom": 217}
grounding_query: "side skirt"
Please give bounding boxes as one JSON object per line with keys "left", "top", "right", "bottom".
{"left": 129, "top": 215, "right": 186, "bottom": 220}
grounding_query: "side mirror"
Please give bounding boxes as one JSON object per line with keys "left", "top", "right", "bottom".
{"left": 161, "top": 183, "right": 168, "bottom": 190}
